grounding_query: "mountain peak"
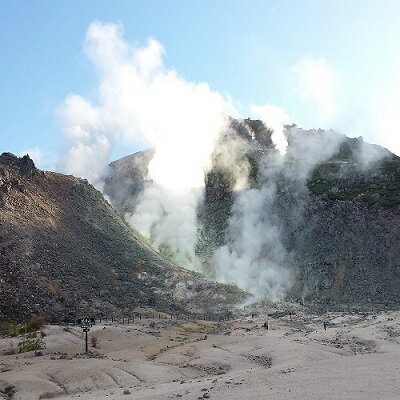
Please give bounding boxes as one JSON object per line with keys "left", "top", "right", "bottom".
{"left": 0, "top": 152, "right": 37, "bottom": 179}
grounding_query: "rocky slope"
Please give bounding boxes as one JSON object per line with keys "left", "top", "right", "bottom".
{"left": 0, "top": 153, "right": 245, "bottom": 322}
{"left": 103, "top": 119, "right": 400, "bottom": 308}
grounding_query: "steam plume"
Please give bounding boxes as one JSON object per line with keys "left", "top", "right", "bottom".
{"left": 214, "top": 152, "right": 293, "bottom": 300}
{"left": 213, "top": 115, "right": 345, "bottom": 300}
{"left": 251, "top": 104, "right": 290, "bottom": 154}
{"left": 291, "top": 57, "right": 339, "bottom": 128}
{"left": 58, "top": 22, "right": 232, "bottom": 268}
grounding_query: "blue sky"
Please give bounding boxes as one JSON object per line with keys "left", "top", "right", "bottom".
{"left": 1, "top": 0, "right": 400, "bottom": 170}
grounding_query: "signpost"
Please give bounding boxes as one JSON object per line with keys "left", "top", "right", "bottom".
{"left": 79, "top": 317, "right": 93, "bottom": 353}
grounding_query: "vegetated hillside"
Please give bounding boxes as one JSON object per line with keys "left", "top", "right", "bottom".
{"left": 0, "top": 153, "right": 245, "bottom": 322}
{"left": 104, "top": 119, "right": 400, "bottom": 309}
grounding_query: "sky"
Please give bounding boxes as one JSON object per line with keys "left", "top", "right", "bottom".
{"left": 1, "top": 0, "right": 400, "bottom": 171}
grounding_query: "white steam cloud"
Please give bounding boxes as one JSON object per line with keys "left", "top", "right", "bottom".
{"left": 58, "top": 22, "right": 232, "bottom": 268}
{"left": 292, "top": 57, "right": 339, "bottom": 127}
{"left": 214, "top": 153, "right": 293, "bottom": 300}
{"left": 211, "top": 106, "right": 292, "bottom": 300}
{"left": 251, "top": 104, "right": 290, "bottom": 154}
{"left": 375, "top": 92, "right": 400, "bottom": 156}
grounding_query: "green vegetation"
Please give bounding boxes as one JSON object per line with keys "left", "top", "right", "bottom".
{"left": 308, "top": 180, "right": 400, "bottom": 206}
{"left": 137, "top": 234, "right": 182, "bottom": 266}
{"left": 0, "top": 315, "right": 46, "bottom": 338}
{"left": 26, "top": 315, "right": 46, "bottom": 332}
{"left": 17, "top": 331, "right": 46, "bottom": 353}
{"left": 158, "top": 242, "right": 178, "bottom": 264}
{"left": 0, "top": 316, "right": 47, "bottom": 353}
{"left": 308, "top": 160, "right": 400, "bottom": 207}
{"left": 0, "top": 322, "right": 22, "bottom": 337}
{"left": 137, "top": 232, "right": 153, "bottom": 247}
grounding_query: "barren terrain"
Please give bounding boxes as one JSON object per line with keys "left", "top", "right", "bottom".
{"left": 1, "top": 307, "right": 400, "bottom": 399}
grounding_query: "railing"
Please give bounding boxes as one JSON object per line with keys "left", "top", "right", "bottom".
{"left": 72, "top": 311, "right": 235, "bottom": 326}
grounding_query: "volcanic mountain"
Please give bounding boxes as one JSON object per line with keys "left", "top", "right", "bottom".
{"left": 0, "top": 153, "right": 244, "bottom": 322}
{"left": 104, "top": 119, "right": 400, "bottom": 309}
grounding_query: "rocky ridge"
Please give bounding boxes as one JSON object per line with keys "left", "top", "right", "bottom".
{"left": 0, "top": 153, "right": 245, "bottom": 322}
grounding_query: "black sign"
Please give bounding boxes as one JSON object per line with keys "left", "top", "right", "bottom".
{"left": 77, "top": 317, "right": 95, "bottom": 325}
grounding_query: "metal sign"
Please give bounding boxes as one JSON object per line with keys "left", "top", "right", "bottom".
{"left": 79, "top": 317, "right": 94, "bottom": 353}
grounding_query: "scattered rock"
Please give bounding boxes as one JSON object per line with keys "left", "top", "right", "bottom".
{"left": 246, "top": 355, "right": 272, "bottom": 368}
{"left": 0, "top": 384, "right": 16, "bottom": 398}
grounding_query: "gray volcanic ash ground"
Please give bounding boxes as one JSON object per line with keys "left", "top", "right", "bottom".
{"left": 2, "top": 306, "right": 400, "bottom": 400}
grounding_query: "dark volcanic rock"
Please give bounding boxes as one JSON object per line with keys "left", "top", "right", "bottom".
{"left": 273, "top": 190, "right": 400, "bottom": 308}
{"left": 19, "top": 154, "right": 36, "bottom": 179}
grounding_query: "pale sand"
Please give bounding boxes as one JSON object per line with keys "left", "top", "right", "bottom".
{"left": 1, "top": 310, "right": 400, "bottom": 399}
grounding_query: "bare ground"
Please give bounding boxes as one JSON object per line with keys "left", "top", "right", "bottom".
{"left": 1, "top": 308, "right": 400, "bottom": 399}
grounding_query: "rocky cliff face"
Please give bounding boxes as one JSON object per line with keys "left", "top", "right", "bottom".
{"left": 292, "top": 195, "right": 400, "bottom": 307}
{"left": 103, "top": 149, "right": 154, "bottom": 215}
{"left": 103, "top": 119, "right": 400, "bottom": 308}
{"left": 0, "top": 153, "right": 245, "bottom": 322}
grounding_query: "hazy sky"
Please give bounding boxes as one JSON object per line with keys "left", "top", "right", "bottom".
{"left": 1, "top": 0, "right": 400, "bottom": 170}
